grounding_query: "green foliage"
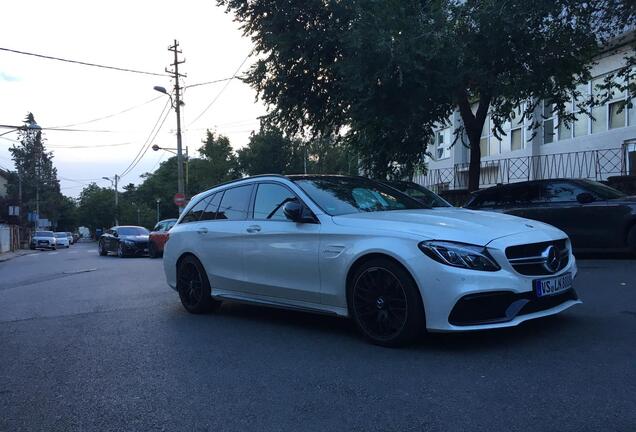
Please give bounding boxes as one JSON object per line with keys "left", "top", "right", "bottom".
{"left": 77, "top": 184, "right": 117, "bottom": 232}
{"left": 218, "top": 0, "right": 635, "bottom": 187}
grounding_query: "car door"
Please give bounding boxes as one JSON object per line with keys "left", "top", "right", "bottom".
{"left": 195, "top": 185, "right": 254, "bottom": 293}
{"left": 241, "top": 182, "right": 322, "bottom": 304}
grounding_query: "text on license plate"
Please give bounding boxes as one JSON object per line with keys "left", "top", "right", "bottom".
{"left": 533, "top": 273, "right": 572, "bottom": 297}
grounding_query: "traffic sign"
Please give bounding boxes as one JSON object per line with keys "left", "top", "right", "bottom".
{"left": 174, "top": 193, "right": 186, "bottom": 206}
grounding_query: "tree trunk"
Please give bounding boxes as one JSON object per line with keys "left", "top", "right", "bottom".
{"left": 455, "top": 90, "right": 491, "bottom": 192}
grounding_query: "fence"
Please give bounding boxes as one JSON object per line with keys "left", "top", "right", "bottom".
{"left": 0, "top": 224, "right": 21, "bottom": 253}
{"left": 415, "top": 145, "right": 629, "bottom": 192}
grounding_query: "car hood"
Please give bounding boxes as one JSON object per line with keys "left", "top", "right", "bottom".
{"left": 608, "top": 195, "right": 636, "bottom": 205}
{"left": 120, "top": 235, "right": 149, "bottom": 242}
{"left": 331, "top": 208, "right": 565, "bottom": 246}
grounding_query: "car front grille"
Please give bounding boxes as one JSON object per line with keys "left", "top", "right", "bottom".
{"left": 505, "top": 239, "right": 569, "bottom": 276}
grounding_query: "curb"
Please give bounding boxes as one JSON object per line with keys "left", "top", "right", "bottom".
{"left": 0, "top": 250, "right": 39, "bottom": 263}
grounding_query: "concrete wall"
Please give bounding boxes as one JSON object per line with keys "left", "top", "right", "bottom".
{"left": 0, "top": 224, "right": 10, "bottom": 253}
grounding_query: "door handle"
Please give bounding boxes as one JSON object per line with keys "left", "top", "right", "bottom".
{"left": 246, "top": 225, "right": 261, "bottom": 233}
{"left": 197, "top": 227, "right": 208, "bottom": 235}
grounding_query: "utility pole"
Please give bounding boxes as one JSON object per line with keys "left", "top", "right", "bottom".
{"left": 166, "top": 40, "right": 186, "bottom": 213}
{"left": 114, "top": 174, "right": 119, "bottom": 225}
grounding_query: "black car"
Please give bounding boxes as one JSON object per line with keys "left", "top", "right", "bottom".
{"left": 98, "top": 226, "right": 150, "bottom": 257}
{"left": 465, "top": 178, "right": 636, "bottom": 253}
{"left": 380, "top": 180, "right": 452, "bottom": 207}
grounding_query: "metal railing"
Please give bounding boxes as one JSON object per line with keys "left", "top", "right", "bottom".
{"left": 414, "top": 145, "right": 629, "bottom": 192}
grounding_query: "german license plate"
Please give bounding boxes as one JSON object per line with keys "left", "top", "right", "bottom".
{"left": 533, "top": 273, "right": 572, "bottom": 297}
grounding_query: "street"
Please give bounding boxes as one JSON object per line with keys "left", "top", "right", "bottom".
{"left": 0, "top": 242, "right": 635, "bottom": 432}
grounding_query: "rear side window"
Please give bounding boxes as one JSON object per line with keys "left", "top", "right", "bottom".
{"left": 542, "top": 182, "right": 587, "bottom": 202}
{"left": 181, "top": 195, "right": 214, "bottom": 224}
{"left": 217, "top": 185, "right": 253, "bottom": 220}
{"left": 200, "top": 193, "right": 222, "bottom": 221}
{"left": 253, "top": 183, "right": 296, "bottom": 220}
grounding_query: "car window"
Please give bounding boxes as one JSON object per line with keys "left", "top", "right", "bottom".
{"left": 181, "top": 195, "right": 214, "bottom": 224}
{"left": 294, "top": 177, "right": 424, "bottom": 216}
{"left": 153, "top": 222, "right": 164, "bottom": 232}
{"left": 118, "top": 227, "right": 149, "bottom": 236}
{"left": 200, "top": 193, "right": 222, "bottom": 221}
{"left": 253, "top": 183, "right": 297, "bottom": 220}
{"left": 577, "top": 180, "right": 626, "bottom": 199}
{"left": 217, "top": 185, "right": 253, "bottom": 220}
{"left": 165, "top": 220, "right": 176, "bottom": 230}
{"left": 35, "top": 231, "right": 53, "bottom": 237}
{"left": 54, "top": 233, "right": 67, "bottom": 238}
{"left": 542, "top": 182, "right": 587, "bottom": 202}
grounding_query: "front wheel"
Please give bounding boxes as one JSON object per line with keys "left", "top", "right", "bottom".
{"left": 177, "top": 255, "right": 221, "bottom": 314}
{"left": 148, "top": 242, "right": 157, "bottom": 259}
{"left": 117, "top": 243, "right": 126, "bottom": 258}
{"left": 348, "top": 258, "right": 425, "bottom": 347}
{"left": 98, "top": 241, "right": 107, "bottom": 256}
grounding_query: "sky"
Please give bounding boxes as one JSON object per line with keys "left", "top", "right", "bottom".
{"left": 0, "top": 0, "right": 265, "bottom": 197}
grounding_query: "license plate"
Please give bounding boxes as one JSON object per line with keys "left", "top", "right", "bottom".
{"left": 143, "top": 248, "right": 148, "bottom": 252}
{"left": 533, "top": 273, "right": 572, "bottom": 297}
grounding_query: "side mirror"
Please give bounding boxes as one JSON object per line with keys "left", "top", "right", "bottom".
{"left": 283, "top": 200, "right": 316, "bottom": 223}
{"left": 113, "top": 231, "right": 119, "bottom": 237}
{"left": 576, "top": 192, "right": 595, "bottom": 204}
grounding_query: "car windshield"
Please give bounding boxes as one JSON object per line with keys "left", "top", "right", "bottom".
{"left": 385, "top": 181, "right": 451, "bottom": 207}
{"left": 54, "top": 233, "right": 67, "bottom": 238}
{"left": 118, "top": 227, "right": 149, "bottom": 236}
{"left": 293, "top": 177, "right": 426, "bottom": 216}
{"left": 35, "top": 231, "right": 53, "bottom": 237}
{"left": 579, "top": 180, "right": 626, "bottom": 200}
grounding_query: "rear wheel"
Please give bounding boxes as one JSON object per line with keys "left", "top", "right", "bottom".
{"left": 148, "top": 241, "right": 157, "bottom": 259}
{"left": 177, "top": 255, "right": 221, "bottom": 314}
{"left": 348, "top": 258, "right": 425, "bottom": 347}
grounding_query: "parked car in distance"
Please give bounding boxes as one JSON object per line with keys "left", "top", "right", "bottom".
{"left": 149, "top": 218, "right": 177, "bottom": 258}
{"left": 72, "top": 232, "right": 80, "bottom": 243}
{"left": 98, "top": 226, "right": 150, "bottom": 258}
{"left": 163, "top": 174, "right": 580, "bottom": 346}
{"left": 66, "top": 232, "right": 74, "bottom": 245}
{"left": 30, "top": 231, "right": 57, "bottom": 250}
{"left": 54, "top": 232, "right": 70, "bottom": 248}
{"left": 380, "top": 180, "right": 452, "bottom": 207}
{"left": 464, "top": 178, "right": 636, "bottom": 253}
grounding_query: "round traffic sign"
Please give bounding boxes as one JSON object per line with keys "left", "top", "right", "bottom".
{"left": 174, "top": 193, "right": 186, "bottom": 206}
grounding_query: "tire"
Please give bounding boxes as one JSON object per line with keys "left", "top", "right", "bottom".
{"left": 177, "top": 255, "right": 221, "bottom": 314}
{"left": 148, "top": 242, "right": 157, "bottom": 259}
{"left": 628, "top": 225, "right": 636, "bottom": 255}
{"left": 98, "top": 241, "right": 107, "bottom": 256}
{"left": 117, "top": 243, "right": 127, "bottom": 258}
{"left": 347, "top": 257, "right": 425, "bottom": 347}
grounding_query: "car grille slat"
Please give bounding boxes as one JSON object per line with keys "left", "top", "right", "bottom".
{"left": 505, "top": 239, "right": 569, "bottom": 276}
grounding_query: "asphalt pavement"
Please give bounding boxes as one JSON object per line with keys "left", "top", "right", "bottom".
{"left": 0, "top": 242, "right": 635, "bottom": 432}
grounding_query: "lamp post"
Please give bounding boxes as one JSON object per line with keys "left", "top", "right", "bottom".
{"left": 152, "top": 144, "right": 189, "bottom": 197}
{"left": 102, "top": 175, "right": 119, "bottom": 225}
{"left": 155, "top": 198, "right": 161, "bottom": 224}
{"left": 153, "top": 85, "right": 185, "bottom": 213}
{"left": 22, "top": 119, "right": 42, "bottom": 230}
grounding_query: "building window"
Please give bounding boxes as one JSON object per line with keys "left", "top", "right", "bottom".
{"left": 511, "top": 128, "right": 523, "bottom": 151}
{"left": 480, "top": 115, "right": 490, "bottom": 157}
{"left": 590, "top": 73, "right": 628, "bottom": 133}
{"left": 609, "top": 100, "right": 626, "bottom": 129}
{"left": 543, "top": 100, "right": 555, "bottom": 144}
{"left": 434, "top": 128, "right": 452, "bottom": 160}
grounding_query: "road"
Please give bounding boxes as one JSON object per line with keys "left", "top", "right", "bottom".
{"left": 1, "top": 242, "right": 635, "bottom": 432}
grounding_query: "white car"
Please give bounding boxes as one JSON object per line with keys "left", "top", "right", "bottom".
{"left": 163, "top": 175, "right": 580, "bottom": 346}
{"left": 54, "top": 232, "right": 70, "bottom": 248}
{"left": 30, "top": 231, "right": 57, "bottom": 250}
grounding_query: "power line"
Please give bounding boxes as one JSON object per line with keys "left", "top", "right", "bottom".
{"left": 0, "top": 124, "right": 117, "bottom": 133}
{"left": 184, "top": 76, "right": 235, "bottom": 89}
{"left": 187, "top": 55, "right": 250, "bottom": 127}
{"left": 53, "top": 96, "right": 163, "bottom": 128}
{"left": 119, "top": 100, "right": 172, "bottom": 179}
{"left": 0, "top": 47, "right": 168, "bottom": 77}
{"left": 48, "top": 142, "right": 133, "bottom": 149}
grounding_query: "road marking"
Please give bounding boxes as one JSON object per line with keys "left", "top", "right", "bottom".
{"left": 49, "top": 252, "right": 58, "bottom": 255}
{"left": 69, "top": 251, "right": 78, "bottom": 254}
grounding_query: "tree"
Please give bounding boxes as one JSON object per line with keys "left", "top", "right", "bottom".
{"left": 77, "top": 184, "right": 117, "bottom": 232}
{"left": 9, "top": 113, "right": 66, "bottom": 225}
{"left": 237, "top": 128, "right": 305, "bottom": 175}
{"left": 218, "top": 0, "right": 635, "bottom": 189}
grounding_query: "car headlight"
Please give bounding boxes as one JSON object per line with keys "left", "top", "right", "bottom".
{"left": 418, "top": 241, "right": 500, "bottom": 272}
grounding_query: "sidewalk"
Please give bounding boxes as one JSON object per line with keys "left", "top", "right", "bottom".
{"left": 0, "top": 249, "right": 38, "bottom": 263}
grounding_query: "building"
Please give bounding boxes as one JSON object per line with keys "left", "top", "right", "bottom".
{"left": 0, "top": 168, "right": 9, "bottom": 198}
{"left": 416, "top": 39, "right": 636, "bottom": 192}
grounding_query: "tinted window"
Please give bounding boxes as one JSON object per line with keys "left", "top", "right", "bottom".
{"left": 577, "top": 180, "right": 626, "bottom": 200}
{"left": 293, "top": 177, "right": 424, "bottom": 216}
{"left": 165, "top": 220, "right": 176, "bottom": 230}
{"left": 153, "top": 222, "right": 164, "bottom": 232}
{"left": 254, "top": 183, "right": 297, "bottom": 220}
{"left": 118, "top": 227, "right": 149, "bottom": 236}
{"left": 181, "top": 195, "right": 213, "bottom": 223}
{"left": 387, "top": 182, "right": 450, "bottom": 207}
{"left": 543, "top": 182, "right": 587, "bottom": 202}
{"left": 200, "top": 193, "right": 222, "bottom": 221}
{"left": 217, "top": 185, "right": 253, "bottom": 220}
{"left": 475, "top": 184, "right": 542, "bottom": 208}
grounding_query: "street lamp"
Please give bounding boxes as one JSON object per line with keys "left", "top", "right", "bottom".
{"left": 102, "top": 175, "right": 119, "bottom": 226}
{"left": 156, "top": 198, "right": 161, "bottom": 224}
{"left": 23, "top": 120, "right": 41, "bottom": 230}
{"left": 152, "top": 144, "right": 189, "bottom": 196}
{"left": 154, "top": 85, "right": 185, "bottom": 213}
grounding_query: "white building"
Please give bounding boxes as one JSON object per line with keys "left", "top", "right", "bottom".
{"left": 0, "top": 168, "right": 9, "bottom": 198}
{"left": 417, "top": 40, "right": 636, "bottom": 191}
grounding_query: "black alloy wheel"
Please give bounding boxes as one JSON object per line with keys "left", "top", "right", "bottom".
{"left": 148, "top": 241, "right": 157, "bottom": 259}
{"left": 117, "top": 243, "right": 126, "bottom": 258}
{"left": 98, "top": 240, "right": 107, "bottom": 256}
{"left": 348, "top": 258, "right": 425, "bottom": 347}
{"left": 177, "top": 255, "right": 220, "bottom": 314}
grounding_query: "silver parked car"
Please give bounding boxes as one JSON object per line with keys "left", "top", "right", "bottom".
{"left": 30, "top": 231, "right": 57, "bottom": 250}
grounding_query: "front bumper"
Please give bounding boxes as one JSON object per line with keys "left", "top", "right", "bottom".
{"left": 121, "top": 241, "right": 149, "bottom": 256}
{"left": 406, "top": 239, "right": 580, "bottom": 332}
